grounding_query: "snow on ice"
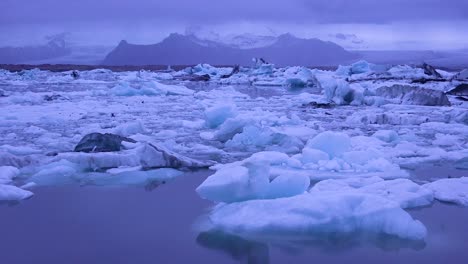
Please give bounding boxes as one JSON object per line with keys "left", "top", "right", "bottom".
{"left": 1, "top": 61, "right": 467, "bottom": 239}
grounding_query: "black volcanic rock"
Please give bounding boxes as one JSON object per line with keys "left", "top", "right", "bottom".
{"left": 102, "top": 33, "right": 359, "bottom": 66}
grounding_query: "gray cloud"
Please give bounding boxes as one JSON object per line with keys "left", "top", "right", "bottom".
{"left": 0, "top": 0, "right": 467, "bottom": 50}
{"left": 1, "top": 0, "right": 467, "bottom": 25}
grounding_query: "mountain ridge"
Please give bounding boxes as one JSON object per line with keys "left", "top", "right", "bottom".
{"left": 102, "top": 33, "right": 360, "bottom": 66}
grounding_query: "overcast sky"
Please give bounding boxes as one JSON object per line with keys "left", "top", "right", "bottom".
{"left": 1, "top": 0, "right": 467, "bottom": 50}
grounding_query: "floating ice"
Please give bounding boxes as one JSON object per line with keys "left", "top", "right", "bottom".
{"left": 30, "top": 159, "right": 82, "bottom": 186}
{"left": 306, "top": 131, "right": 350, "bottom": 158}
{"left": 0, "top": 166, "right": 20, "bottom": 184}
{"left": 0, "top": 150, "right": 33, "bottom": 167}
{"left": 61, "top": 142, "right": 210, "bottom": 170}
{"left": 0, "top": 184, "right": 33, "bottom": 201}
{"left": 112, "top": 120, "right": 149, "bottom": 137}
{"left": 296, "top": 148, "right": 329, "bottom": 164}
{"left": 424, "top": 177, "right": 468, "bottom": 206}
{"left": 283, "top": 67, "right": 319, "bottom": 88}
{"left": 28, "top": 158, "right": 183, "bottom": 187}
{"left": 372, "top": 130, "right": 399, "bottom": 143}
{"left": 109, "top": 81, "right": 194, "bottom": 96}
{"left": 204, "top": 103, "right": 238, "bottom": 129}
{"left": 311, "top": 178, "right": 434, "bottom": 209}
{"left": 0, "top": 145, "right": 42, "bottom": 156}
{"left": 375, "top": 85, "right": 451, "bottom": 106}
{"left": 83, "top": 168, "right": 183, "bottom": 187}
{"left": 225, "top": 125, "right": 303, "bottom": 153}
{"left": 197, "top": 152, "right": 308, "bottom": 203}
{"left": 207, "top": 192, "right": 427, "bottom": 240}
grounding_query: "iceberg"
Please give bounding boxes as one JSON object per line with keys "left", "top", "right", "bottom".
{"left": 311, "top": 178, "right": 434, "bottom": 209}
{"left": 83, "top": 168, "right": 183, "bottom": 187}
{"left": 372, "top": 130, "right": 399, "bottom": 143}
{"left": 204, "top": 103, "right": 237, "bottom": 129}
{"left": 112, "top": 120, "right": 149, "bottom": 137}
{"left": 0, "top": 184, "right": 33, "bottom": 201}
{"left": 423, "top": 177, "right": 468, "bottom": 206}
{"left": 197, "top": 152, "right": 308, "bottom": 203}
{"left": 28, "top": 159, "right": 183, "bottom": 187}
{"left": 109, "top": 81, "right": 194, "bottom": 96}
{"left": 225, "top": 125, "right": 303, "bottom": 153}
{"left": 375, "top": 85, "right": 451, "bottom": 106}
{"left": 306, "top": 131, "right": 350, "bottom": 158}
{"left": 62, "top": 142, "right": 210, "bottom": 170}
{"left": 0, "top": 166, "right": 20, "bottom": 184}
{"left": 30, "top": 159, "right": 82, "bottom": 186}
{"left": 207, "top": 192, "right": 427, "bottom": 240}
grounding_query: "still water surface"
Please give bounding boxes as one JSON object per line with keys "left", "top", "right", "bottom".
{"left": 1, "top": 170, "right": 467, "bottom": 264}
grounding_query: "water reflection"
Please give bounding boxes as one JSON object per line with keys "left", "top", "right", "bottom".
{"left": 197, "top": 231, "right": 270, "bottom": 264}
{"left": 197, "top": 230, "right": 426, "bottom": 263}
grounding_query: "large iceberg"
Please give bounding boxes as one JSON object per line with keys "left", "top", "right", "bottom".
{"left": 207, "top": 192, "right": 427, "bottom": 240}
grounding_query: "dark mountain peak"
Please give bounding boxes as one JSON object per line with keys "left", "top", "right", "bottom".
{"left": 163, "top": 33, "right": 192, "bottom": 43}
{"left": 277, "top": 33, "right": 298, "bottom": 41}
{"left": 103, "top": 32, "right": 359, "bottom": 66}
{"left": 118, "top": 40, "right": 129, "bottom": 46}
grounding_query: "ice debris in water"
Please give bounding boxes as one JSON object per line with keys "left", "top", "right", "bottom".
{"left": 197, "top": 152, "right": 309, "bottom": 203}
{"left": 306, "top": 131, "right": 350, "bottom": 158}
{"left": 204, "top": 103, "right": 238, "bottom": 129}
{"left": 62, "top": 142, "right": 210, "bottom": 170}
{"left": 372, "top": 130, "right": 400, "bottom": 143}
{"left": 0, "top": 184, "right": 34, "bottom": 201}
{"left": 207, "top": 192, "right": 427, "bottom": 240}
{"left": 0, "top": 166, "right": 20, "bottom": 184}
{"left": 423, "top": 177, "right": 468, "bottom": 206}
{"left": 28, "top": 159, "right": 183, "bottom": 187}
{"left": 310, "top": 178, "right": 434, "bottom": 209}
{"left": 109, "top": 81, "right": 194, "bottom": 96}
{"left": 1, "top": 165, "right": 33, "bottom": 201}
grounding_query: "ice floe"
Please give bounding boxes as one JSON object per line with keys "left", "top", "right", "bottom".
{"left": 0, "top": 184, "right": 33, "bottom": 201}
{"left": 206, "top": 192, "right": 427, "bottom": 240}
{"left": 423, "top": 177, "right": 468, "bottom": 206}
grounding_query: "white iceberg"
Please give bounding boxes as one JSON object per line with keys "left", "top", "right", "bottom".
{"left": 0, "top": 184, "right": 33, "bottom": 201}
{"left": 109, "top": 81, "right": 194, "bottom": 96}
{"left": 197, "top": 152, "right": 308, "bottom": 203}
{"left": 372, "top": 130, "right": 399, "bottom": 143}
{"left": 423, "top": 177, "right": 468, "bottom": 206}
{"left": 83, "top": 168, "right": 183, "bottom": 186}
{"left": 204, "top": 103, "right": 238, "bottom": 129}
{"left": 311, "top": 178, "right": 434, "bottom": 209}
{"left": 0, "top": 166, "right": 20, "bottom": 184}
{"left": 207, "top": 192, "right": 427, "bottom": 240}
{"left": 306, "top": 131, "right": 350, "bottom": 158}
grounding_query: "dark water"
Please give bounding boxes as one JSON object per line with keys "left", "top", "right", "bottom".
{"left": 1, "top": 170, "right": 467, "bottom": 264}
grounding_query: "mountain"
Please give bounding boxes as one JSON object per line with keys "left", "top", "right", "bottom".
{"left": 102, "top": 33, "right": 359, "bottom": 66}
{"left": 0, "top": 35, "right": 72, "bottom": 64}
